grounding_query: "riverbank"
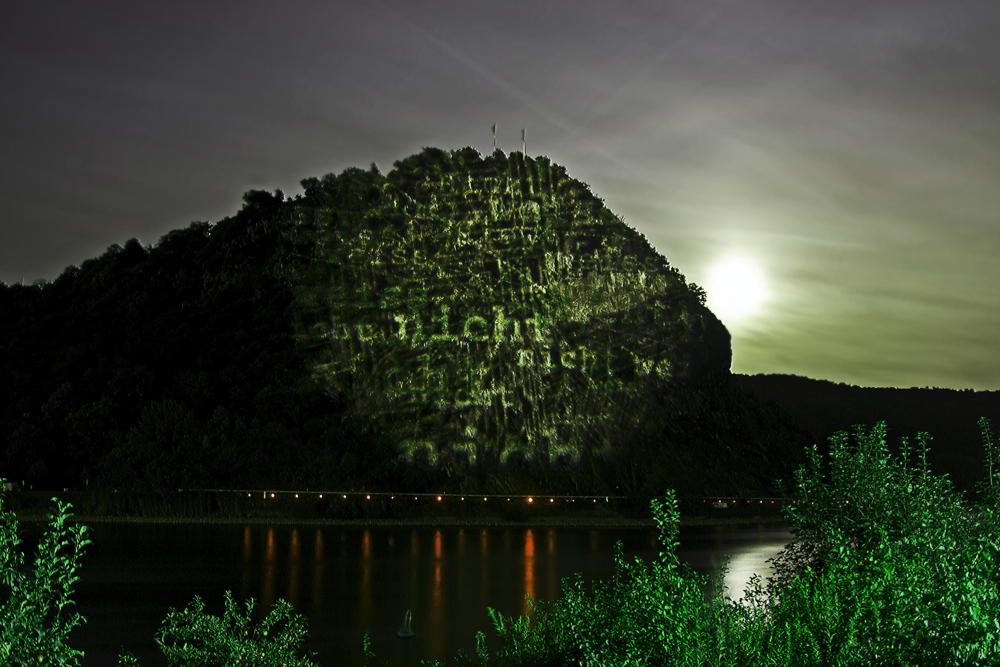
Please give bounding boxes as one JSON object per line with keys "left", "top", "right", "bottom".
{"left": 13, "top": 510, "right": 789, "bottom": 528}
{"left": 7, "top": 489, "right": 791, "bottom": 528}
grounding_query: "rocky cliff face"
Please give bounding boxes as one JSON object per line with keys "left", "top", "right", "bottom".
{"left": 290, "top": 147, "right": 731, "bottom": 469}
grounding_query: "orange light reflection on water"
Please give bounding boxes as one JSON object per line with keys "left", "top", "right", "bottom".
{"left": 241, "top": 526, "right": 252, "bottom": 600}
{"left": 523, "top": 529, "right": 536, "bottom": 615}
{"left": 262, "top": 528, "right": 276, "bottom": 611}
{"left": 430, "top": 530, "right": 445, "bottom": 658}
{"left": 311, "top": 529, "right": 325, "bottom": 621}
{"left": 288, "top": 529, "right": 300, "bottom": 609}
{"left": 360, "top": 530, "right": 372, "bottom": 627}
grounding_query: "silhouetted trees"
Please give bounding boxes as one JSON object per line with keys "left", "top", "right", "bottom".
{"left": 0, "top": 189, "right": 386, "bottom": 491}
{"left": 735, "top": 374, "right": 1000, "bottom": 495}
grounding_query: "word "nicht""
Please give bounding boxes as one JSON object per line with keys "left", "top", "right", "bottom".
{"left": 332, "top": 306, "right": 550, "bottom": 346}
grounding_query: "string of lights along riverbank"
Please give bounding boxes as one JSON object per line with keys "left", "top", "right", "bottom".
{"left": 177, "top": 490, "right": 815, "bottom": 507}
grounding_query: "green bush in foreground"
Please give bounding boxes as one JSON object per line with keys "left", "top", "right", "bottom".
{"left": 763, "top": 422, "right": 1000, "bottom": 665}
{"left": 1, "top": 495, "right": 89, "bottom": 666}
{"left": 144, "top": 592, "right": 316, "bottom": 667}
{"left": 401, "top": 420, "right": 1000, "bottom": 667}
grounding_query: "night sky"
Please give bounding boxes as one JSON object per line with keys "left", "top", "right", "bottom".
{"left": 3, "top": 1, "right": 999, "bottom": 390}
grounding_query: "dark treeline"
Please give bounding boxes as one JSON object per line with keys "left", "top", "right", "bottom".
{"left": 736, "top": 373, "right": 1000, "bottom": 494}
{"left": 0, "top": 190, "right": 405, "bottom": 495}
{"left": 2, "top": 148, "right": 813, "bottom": 509}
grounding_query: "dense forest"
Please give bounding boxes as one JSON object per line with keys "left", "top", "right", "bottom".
{"left": 0, "top": 190, "right": 401, "bottom": 495}
{"left": 2, "top": 147, "right": 815, "bottom": 505}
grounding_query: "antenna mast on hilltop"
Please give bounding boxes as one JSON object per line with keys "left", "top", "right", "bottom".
{"left": 522, "top": 128, "right": 526, "bottom": 155}
{"left": 492, "top": 123, "right": 497, "bottom": 151}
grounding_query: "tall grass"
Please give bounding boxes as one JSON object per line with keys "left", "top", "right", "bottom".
{"left": 403, "top": 421, "right": 1000, "bottom": 667}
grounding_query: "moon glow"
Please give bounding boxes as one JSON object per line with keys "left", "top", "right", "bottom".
{"left": 705, "top": 256, "right": 768, "bottom": 324}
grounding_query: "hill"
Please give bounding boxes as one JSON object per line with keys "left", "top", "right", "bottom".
{"left": 736, "top": 373, "right": 1000, "bottom": 494}
{"left": 1, "top": 147, "right": 810, "bottom": 505}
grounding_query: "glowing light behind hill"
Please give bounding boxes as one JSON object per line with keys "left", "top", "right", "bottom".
{"left": 705, "top": 256, "right": 768, "bottom": 326}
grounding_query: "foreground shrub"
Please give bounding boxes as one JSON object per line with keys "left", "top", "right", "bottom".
{"left": 414, "top": 421, "right": 1000, "bottom": 666}
{"left": 142, "top": 591, "right": 318, "bottom": 667}
{"left": 0, "top": 487, "right": 89, "bottom": 667}
{"left": 767, "top": 421, "right": 1000, "bottom": 665}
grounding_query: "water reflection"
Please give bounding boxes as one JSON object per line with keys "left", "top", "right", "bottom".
{"left": 263, "top": 527, "right": 276, "bottom": 610}
{"left": 545, "top": 529, "right": 557, "bottom": 602}
{"left": 288, "top": 529, "right": 300, "bottom": 609}
{"left": 242, "top": 525, "right": 252, "bottom": 600}
{"left": 430, "top": 530, "right": 444, "bottom": 657}
{"left": 523, "top": 529, "right": 536, "bottom": 614}
{"left": 360, "top": 530, "right": 372, "bottom": 628}
{"left": 73, "top": 523, "right": 792, "bottom": 667}
{"left": 311, "top": 529, "right": 324, "bottom": 622}
{"left": 723, "top": 542, "right": 779, "bottom": 604}
{"left": 689, "top": 525, "right": 792, "bottom": 604}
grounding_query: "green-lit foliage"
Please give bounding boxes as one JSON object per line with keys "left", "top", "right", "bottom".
{"left": 976, "top": 416, "right": 1000, "bottom": 505}
{"left": 767, "top": 421, "right": 1000, "bottom": 665}
{"left": 290, "top": 148, "right": 728, "bottom": 474}
{"left": 0, "top": 487, "right": 89, "bottom": 666}
{"left": 405, "top": 421, "right": 1000, "bottom": 666}
{"left": 151, "top": 592, "right": 318, "bottom": 667}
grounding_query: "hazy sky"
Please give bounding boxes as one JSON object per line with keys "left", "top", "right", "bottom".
{"left": 3, "top": 1, "right": 999, "bottom": 390}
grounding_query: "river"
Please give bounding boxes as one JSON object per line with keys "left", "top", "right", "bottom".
{"left": 67, "top": 521, "right": 793, "bottom": 666}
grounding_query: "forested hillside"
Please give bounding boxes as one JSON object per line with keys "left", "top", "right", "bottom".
{"left": 1, "top": 148, "right": 811, "bottom": 503}
{"left": 0, "top": 192, "right": 403, "bottom": 494}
